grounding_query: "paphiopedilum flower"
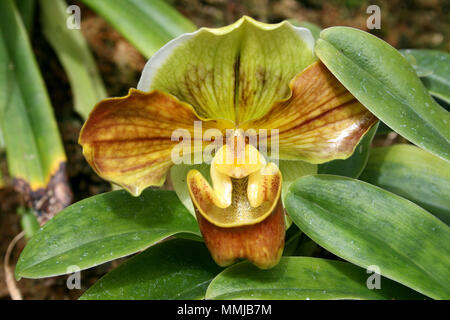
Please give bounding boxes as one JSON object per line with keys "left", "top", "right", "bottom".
{"left": 79, "top": 17, "right": 377, "bottom": 269}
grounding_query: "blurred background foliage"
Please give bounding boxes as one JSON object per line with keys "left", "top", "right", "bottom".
{"left": 0, "top": 0, "right": 448, "bottom": 299}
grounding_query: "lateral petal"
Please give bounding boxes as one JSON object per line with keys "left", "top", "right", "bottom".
{"left": 243, "top": 61, "right": 378, "bottom": 163}
{"left": 79, "top": 89, "right": 225, "bottom": 196}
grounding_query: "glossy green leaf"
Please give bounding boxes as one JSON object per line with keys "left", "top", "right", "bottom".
{"left": 360, "top": 144, "right": 450, "bottom": 225}
{"left": 80, "top": 0, "right": 196, "bottom": 58}
{"left": 0, "top": 0, "right": 69, "bottom": 211}
{"left": 315, "top": 27, "right": 450, "bottom": 162}
{"left": 278, "top": 160, "right": 317, "bottom": 203}
{"left": 401, "top": 49, "right": 450, "bottom": 104}
{"left": 40, "top": 0, "right": 107, "bottom": 119}
{"left": 279, "top": 160, "right": 317, "bottom": 229}
{"left": 15, "top": 189, "right": 200, "bottom": 279}
{"left": 206, "top": 257, "right": 423, "bottom": 300}
{"left": 80, "top": 239, "right": 222, "bottom": 300}
{"left": 285, "top": 175, "right": 450, "bottom": 299}
{"left": 319, "top": 122, "right": 378, "bottom": 178}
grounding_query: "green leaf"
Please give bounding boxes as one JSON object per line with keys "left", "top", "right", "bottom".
{"left": 40, "top": 0, "right": 107, "bottom": 119}
{"left": 15, "top": 189, "right": 200, "bottom": 279}
{"left": 0, "top": 124, "right": 3, "bottom": 152}
{"left": 80, "top": 0, "right": 196, "bottom": 58}
{"left": 295, "top": 235, "right": 317, "bottom": 257}
{"left": 0, "top": 0, "right": 69, "bottom": 210}
{"left": 315, "top": 27, "right": 450, "bottom": 162}
{"left": 18, "top": 207, "right": 40, "bottom": 240}
{"left": 400, "top": 49, "right": 450, "bottom": 104}
{"left": 319, "top": 122, "right": 378, "bottom": 178}
{"left": 0, "top": 30, "right": 7, "bottom": 151}
{"left": 206, "top": 257, "right": 423, "bottom": 300}
{"left": 0, "top": 28, "right": 5, "bottom": 184}
{"left": 282, "top": 226, "right": 302, "bottom": 256}
{"left": 80, "top": 239, "right": 222, "bottom": 300}
{"left": 360, "top": 144, "right": 450, "bottom": 225}
{"left": 285, "top": 175, "right": 450, "bottom": 299}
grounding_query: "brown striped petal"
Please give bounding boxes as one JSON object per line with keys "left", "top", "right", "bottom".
{"left": 79, "top": 89, "right": 227, "bottom": 196}
{"left": 242, "top": 61, "right": 378, "bottom": 164}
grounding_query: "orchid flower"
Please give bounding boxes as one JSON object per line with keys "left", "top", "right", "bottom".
{"left": 79, "top": 17, "right": 377, "bottom": 269}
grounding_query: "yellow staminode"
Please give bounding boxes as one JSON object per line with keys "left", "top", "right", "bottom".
{"left": 187, "top": 137, "right": 282, "bottom": 228}
{"left": 211, "top": 141, "right": 266, "bottom": 208}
